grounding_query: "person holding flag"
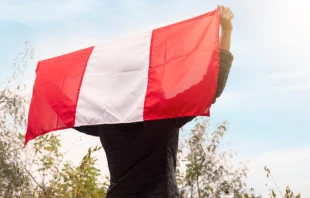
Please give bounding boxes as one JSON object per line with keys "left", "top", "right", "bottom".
{"left": 25, "top": 5, "right": 234, "bottom": 198}
{"left": 73, "top": 5, "right": 235, "bottom": 198}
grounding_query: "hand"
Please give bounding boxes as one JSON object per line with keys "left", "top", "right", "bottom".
{"left": 219, "top": 5, "right": 234, "bottom": 32}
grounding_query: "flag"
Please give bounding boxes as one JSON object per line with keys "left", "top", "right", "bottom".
{"left": 25, "top": 7, "right": 220, "bottom": 145}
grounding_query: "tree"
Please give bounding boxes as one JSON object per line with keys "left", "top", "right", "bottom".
{"left": 57, "top": 146, "right": 109, "bottom": 198}
{"left": 0, "top": 41, "right": 34, "bottom": 198}
{"left": 177, "top": 118, "right": 301, "bottom": 198}
{"left": 28, "top": 135, "right": 108, "bottom": 198}
{"left": 0, "top": 42, "right": 108, "bottom": 197}
{"left": 177, "top": 118, "right": 248, "bottom": 198}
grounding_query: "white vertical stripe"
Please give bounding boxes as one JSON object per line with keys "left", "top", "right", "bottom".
{"left": 75, "top": 32, "right": 152, "bottom": 126}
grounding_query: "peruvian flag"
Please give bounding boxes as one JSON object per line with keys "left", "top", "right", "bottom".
{"left": 25, "top": 8, "right": 220, "bottom": 145}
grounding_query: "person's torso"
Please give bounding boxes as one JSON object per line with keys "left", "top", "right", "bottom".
{"left": 99, "top": 119, "right": 180, "bottom": 198}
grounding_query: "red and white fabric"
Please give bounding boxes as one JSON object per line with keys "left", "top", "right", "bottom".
{"left": 25, "top": 8, "right": 220, "bottom": 145}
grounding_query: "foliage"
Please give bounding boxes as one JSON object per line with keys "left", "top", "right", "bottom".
{"left": 177, "top": 118, "right": 302, "bottom": 198}
{"left": 29, "top": 136, "right": 108, "bottom": 198}
{"left": 0, "top": 41, "right": 34, "bottom": 198}
{"left": 177, "top": 118, "right": 248, "bottom": 198}
{"left": 57, "top": 146, "right": 109, "bottom": 198}
{"left": 0, "top": 43, "right": 302, "bottom": 198}
{"left": 0, "top": 42, "right": 108, "bottom": 198}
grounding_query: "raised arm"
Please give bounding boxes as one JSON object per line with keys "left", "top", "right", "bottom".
{"left": 219, "top": 5, "right": 234, "bottom": 51}
{"left": 213, "top": 5, "right": 234, "bottom": 103}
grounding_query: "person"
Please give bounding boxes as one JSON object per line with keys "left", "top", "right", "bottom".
{"left": 74, "top": 5, "right": 234, "bottom": 198}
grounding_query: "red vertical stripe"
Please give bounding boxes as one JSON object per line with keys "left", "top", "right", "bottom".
{"left": 144, "top": 8, "right": 220, "bottom": 120}
{"left": 25, "top": 47, "right": 94, "bottom": 145}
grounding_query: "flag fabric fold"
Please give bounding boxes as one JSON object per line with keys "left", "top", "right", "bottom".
{"left": 25, "top": 8, "right": 220, "bottom": 145}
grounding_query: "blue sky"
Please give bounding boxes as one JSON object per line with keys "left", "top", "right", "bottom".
{"left": 1, "top": 0, "right": 310, "bottom": 196}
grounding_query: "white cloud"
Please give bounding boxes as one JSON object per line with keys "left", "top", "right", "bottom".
{"left": 268, "top": 71, "right": 310, "bottom": 91}
{"left": 242, "top": 148, "right": 310, "bottom": 196}
{"left": 0, "top": 0, "right": 98, "bottom": 23}
{"left": 246, "top": 0, "right": 310, "bottom": 68}
{"left": 269, "top": 71, "right": 310, "bottom": 80}
{"left": 274, "top": 83, "right": 310, "bottom": 91}
{"left": 225, "top": 0, "right": 310, "bottom": 95}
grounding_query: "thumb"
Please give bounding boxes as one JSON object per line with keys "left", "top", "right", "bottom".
{"left": 218, "top": 5, "right": 224, "bottom": 14}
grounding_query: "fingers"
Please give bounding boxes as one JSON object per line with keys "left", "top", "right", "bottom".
{"left": 223, "top": 12, "right": 234, "bottom": 20}
{"left": 219, "top": 5, "right": 229, "bottom": 15}
{"left": 219, "top": 5, "right": 234, "bottom": 19}
{"left": 217, "top": 5, "right": 224, "bottom": 13}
